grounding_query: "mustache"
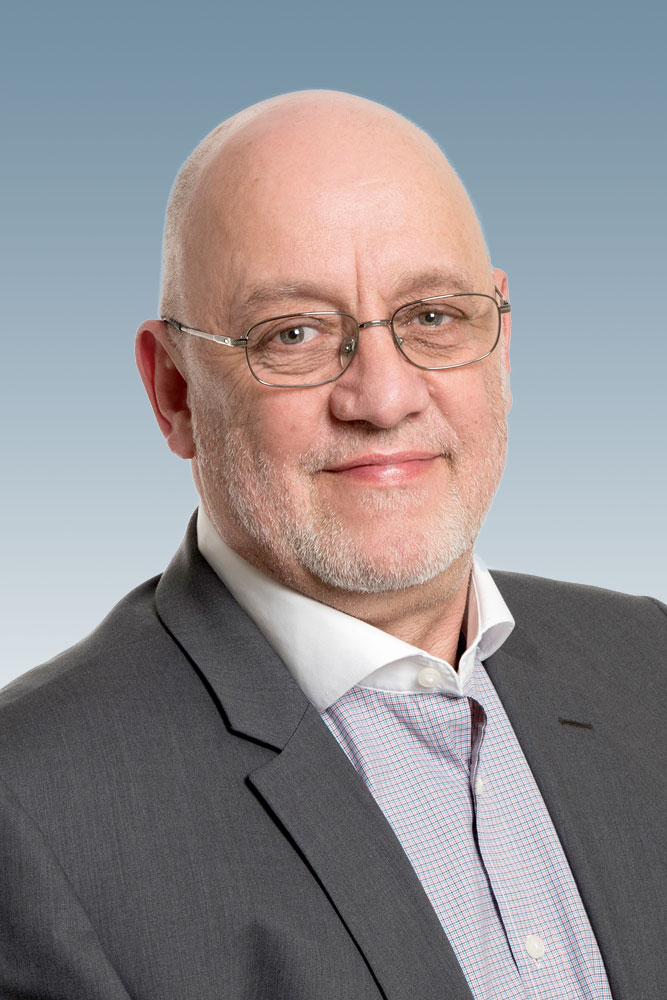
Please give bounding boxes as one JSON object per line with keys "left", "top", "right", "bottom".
{"left": 294, "top": 421, "right": 462, "bottom": 474}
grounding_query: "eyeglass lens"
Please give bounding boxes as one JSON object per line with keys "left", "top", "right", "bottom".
{"left": 246, "top": 294, "right": 501, "bottom": 387}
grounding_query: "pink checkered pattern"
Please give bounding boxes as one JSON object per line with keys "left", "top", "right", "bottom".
{"left": 321, "top": 655, "right": 613, "bottom": 1000}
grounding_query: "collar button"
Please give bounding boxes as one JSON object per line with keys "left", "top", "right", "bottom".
{"left": 417, "top": 666, "right": 441, "bottom": 689}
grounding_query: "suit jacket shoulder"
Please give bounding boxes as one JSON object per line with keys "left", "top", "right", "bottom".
{"left": 490, "top": 567, "right": 667, "bottom": 685}
{"left": 491, "top": 566, "right": 667, "bottom": 629}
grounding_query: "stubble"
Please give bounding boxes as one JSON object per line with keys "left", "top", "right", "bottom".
{"left": 191, "top": 393, "right": 507, "bottom": 595}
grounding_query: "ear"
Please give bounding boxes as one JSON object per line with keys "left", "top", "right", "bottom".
{"left": 491, "top": 267, "right": 512, "bottom": 410}
{"left": 135, "top": 320, "right": 195, "bottom": 459}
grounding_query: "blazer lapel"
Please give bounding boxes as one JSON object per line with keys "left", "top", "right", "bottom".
{"left": 484, "top": 621, "right": 665, "bottom": 1000}
{"left": 155, "top": 516, "right": 473, "bottom": 1000}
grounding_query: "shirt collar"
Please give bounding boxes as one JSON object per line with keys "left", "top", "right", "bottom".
{"left": 197, "top": 506, "right": 514, "bottom": 711}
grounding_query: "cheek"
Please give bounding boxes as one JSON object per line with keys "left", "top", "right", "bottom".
{"left": 188, "top": 347, "right": 249, "bottom": 419}
{"left": 431, "top": 365, "right": 507, "bottom": 443}
{"left": 231, "top": 389, "right": 328, "bottom": 464}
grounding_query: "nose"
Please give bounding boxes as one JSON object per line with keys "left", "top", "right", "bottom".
{"left": 328, "top": 320, "right": 431, "bottom": 428}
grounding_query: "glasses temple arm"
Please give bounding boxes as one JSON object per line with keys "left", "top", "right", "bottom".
{"left": 161, "top": 317, "right": 247, "bottom": 348}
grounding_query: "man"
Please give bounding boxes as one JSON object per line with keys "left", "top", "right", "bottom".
{"left": 1, "top": 91, "right": 665, "bottom": 999}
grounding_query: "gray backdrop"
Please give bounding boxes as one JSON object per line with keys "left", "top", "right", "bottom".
{"left": 2, "top": 0, "right": 665, "bottom": 687}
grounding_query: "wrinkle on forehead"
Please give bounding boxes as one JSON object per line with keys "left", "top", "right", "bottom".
{"left": 160, "top": 90, "right": 490, "bottom": 330}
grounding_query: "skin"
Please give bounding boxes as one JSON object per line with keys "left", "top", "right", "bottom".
{"left": 136, "top": 91, "right": 511, "bottom": 665}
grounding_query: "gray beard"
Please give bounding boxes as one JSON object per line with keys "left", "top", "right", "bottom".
{"left": 287, "top": 489, "right": 478, "bottom": 593}
{"left": 193, "top": 404, "right": 505, "bottom": 595}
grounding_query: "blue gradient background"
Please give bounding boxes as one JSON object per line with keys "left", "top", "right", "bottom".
{"left": 2, "top": 0, "right": 665, "bottom": 686}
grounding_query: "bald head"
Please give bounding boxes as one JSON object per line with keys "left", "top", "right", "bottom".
{"left": 159, "top": 90, "right": 490, "bottom": 326}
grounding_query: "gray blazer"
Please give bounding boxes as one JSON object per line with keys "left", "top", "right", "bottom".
{"left": 1, "top": 515, "right": 666, "bottom": 999}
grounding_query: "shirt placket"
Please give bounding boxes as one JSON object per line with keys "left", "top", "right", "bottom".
{"left": 469, "top": 683, "right": 555, "bottom": 995}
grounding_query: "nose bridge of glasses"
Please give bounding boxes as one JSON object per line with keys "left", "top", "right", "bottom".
{"left": 356, "top": 317, "right": 402, "bottom": 347}
{"left": 355, "top": 317, "right": 407, "bottom": 354}
{"left": 346, "top": 317, "right": 407, "bottom": 366}
{"left": 342, "top": 317, "right": 408, "bottom": 376}
{"left": 357, "top": 318, "right": 392, "bottom": 331}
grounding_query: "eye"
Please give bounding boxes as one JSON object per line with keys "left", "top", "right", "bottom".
{"left": 417, "top": 309, "right": 454, "bottom": 327}
{"left": 277, "top": 325, "right": 320, "bottom": 345}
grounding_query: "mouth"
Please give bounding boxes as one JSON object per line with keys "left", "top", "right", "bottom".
{"left": 321, "top": 451, "right": 442, "bottom": 486}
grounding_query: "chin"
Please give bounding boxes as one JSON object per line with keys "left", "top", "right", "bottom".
{"left": 289, "top": 522, "right": 474, "bottom": 595}
{"left": 286, "top": 476, "right": 486, "bottom": 594}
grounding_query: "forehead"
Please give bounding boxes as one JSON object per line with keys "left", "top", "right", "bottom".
{"left": 194, "top": 112, "right": 488, "bottom": 317}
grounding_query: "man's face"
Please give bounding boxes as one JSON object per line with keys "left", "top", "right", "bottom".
{"left": 184, "top": 118, "right": 511, "bottom": 596}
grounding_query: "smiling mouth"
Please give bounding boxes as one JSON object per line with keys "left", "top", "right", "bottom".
{"left": 321, "top": 451, "right": 442, "bottom": 485}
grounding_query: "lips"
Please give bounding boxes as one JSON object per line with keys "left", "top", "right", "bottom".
{"left": 324, "top": 451, "right": 438, "bottom": 471}
{"left": 321, "top": 451, "right": 441, "bottom": 485}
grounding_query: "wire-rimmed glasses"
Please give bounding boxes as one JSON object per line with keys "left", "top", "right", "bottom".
{"left": 162, "top": 286, "right": 510, "bottom": 388}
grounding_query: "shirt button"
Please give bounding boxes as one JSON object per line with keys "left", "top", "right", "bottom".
{"left": 525, "top": 934, "right": 546, "bottom": 960}
{"left": 475, "top": 777, "right": 485, "bottom": 795}
{"left": 417, "top": 667, "right": 441, "bottom": 689}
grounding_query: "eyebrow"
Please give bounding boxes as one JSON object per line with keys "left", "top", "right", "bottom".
{"left": 243, "top": 281, "right": 338, "bottom": 311}
{"left": 390, "top": 268, "right": 475, "bottom": 299}
{"left": 239, "top": 268, "right": 477, "bottom": 316}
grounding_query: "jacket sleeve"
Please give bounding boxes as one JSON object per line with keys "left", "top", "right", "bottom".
{"left": 0, "top": 780, "right": 131, "bottom": 1000}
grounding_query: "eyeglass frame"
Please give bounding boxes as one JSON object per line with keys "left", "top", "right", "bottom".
{"left": 161, "top": 285, "right": 511, "bottom": 389}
